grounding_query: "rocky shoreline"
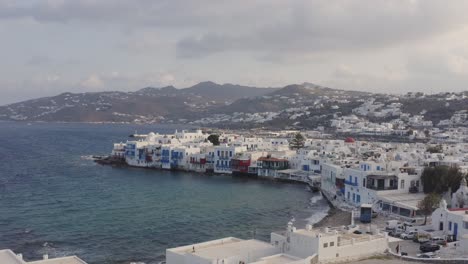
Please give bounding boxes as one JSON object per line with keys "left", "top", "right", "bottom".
{"left": 313, "top": 207, "right": 352, "bottom": 228}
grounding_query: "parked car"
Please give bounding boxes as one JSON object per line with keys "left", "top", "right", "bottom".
{"left": 385, "top": 220, "right": 402, "bottom": 231}
{"left": 420, "top": 243, "right": 440, "bottom": 253}
{"left": 353, "top": 230, "right": 362, "bottom": 235}
{"left": 413, "top": 235, "right": 430, "bottom": 244}
{"left": 431, "top": 237, "right": 447, "bottom": 245}
{"left": 389, "top": 229, "right": 404, "bottom": 238}
{"left": 417, "top": 252, "right": 440, "bottom": 259}
{"left": 401, "top": 231, "right": 417, "bottom": 240}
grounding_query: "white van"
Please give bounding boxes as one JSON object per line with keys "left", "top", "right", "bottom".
{"left": 385, "top": 220, "right": 402, "bottom": 231}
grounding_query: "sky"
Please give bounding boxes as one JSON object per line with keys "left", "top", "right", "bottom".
{"left": 1, "top": 0, "right": 468, "bottom": 105}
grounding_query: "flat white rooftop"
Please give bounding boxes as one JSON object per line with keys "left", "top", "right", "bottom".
{"left": 28, "top": 256, "right": 87, "bottom": 264}
{"left": 250, "top": 254, "right": 302, "bottom": 264}
{"left": 0, "top": 249, "right": 87, "bottom": 264}
{"left": 0, "top": 250, "right": 25, "bottom": 264}
{"left": 379, "top": 192, "right": 426, "bottom": 210}
{"left": 191, "top": 239, "right": 274, "bottom": 260}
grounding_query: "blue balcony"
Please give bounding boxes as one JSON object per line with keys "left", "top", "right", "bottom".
{"left": 344, "top": 180, "right": 358, "bottom": 186}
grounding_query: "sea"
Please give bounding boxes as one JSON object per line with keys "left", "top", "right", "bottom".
{"left": 0, "top": 122, "right": 330, "bottom": 264}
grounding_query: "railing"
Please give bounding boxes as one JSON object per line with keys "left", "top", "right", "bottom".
{"left": 344, "top": 180, "right": 358, "bottom": 186}
{"left": 366, "top": 185, "right": 397, "bottom": 191}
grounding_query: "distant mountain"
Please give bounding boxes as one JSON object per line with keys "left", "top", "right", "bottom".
{"left": 0, "top": 82, "right": 277, "bottom": 123}
{"left": 134, "top": 81, "right": 278, "bottom": 101}
{"left": 1, "top": 82, "right": 467, "bottom": 130}
{"left": 218, "top": 83, "right": 372, "bottom": 114}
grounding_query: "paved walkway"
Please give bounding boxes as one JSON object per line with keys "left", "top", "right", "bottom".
{"left": 352, "top": 257, "right": 423, "bottom": 264}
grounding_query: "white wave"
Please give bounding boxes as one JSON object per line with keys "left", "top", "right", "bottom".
{"left": 306, "top": 208, "right": 329, "bottom": 225}
{"left": 80, "top": 155, "right": 95, "bottom": 160}
{"left": 309, "top": 195, "right": 323, "bottom": 205}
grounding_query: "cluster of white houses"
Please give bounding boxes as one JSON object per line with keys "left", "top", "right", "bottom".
{"left": 109, "top": 129, "right": 468, "bottom": 263}
{"left": 166, "top": 222, "right": 389, "bottom": 264}
{"left": 113, "top": 129, "right": 468, "bottom": 218}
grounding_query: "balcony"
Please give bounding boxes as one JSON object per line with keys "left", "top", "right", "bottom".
{"left": 344, "top": 180, "right": 358, "bottom": 186}
{"left": 366, "top": 184, "right": 397, "bottom": 191}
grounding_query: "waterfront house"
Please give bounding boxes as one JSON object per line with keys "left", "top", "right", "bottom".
{"left": 166, "top": 237, "right": 280, "bottom": 264}
{"left": 270, "top": 223, "right": 389, "bottom": 263}
{"left": 257, "top": 155, "right": 289, "bottom": 178}
{"left": 0, "top": 249, "right": 87, "bottom": 264}
{"left": 213, "top": 145, "right": 247, "bottom": 174}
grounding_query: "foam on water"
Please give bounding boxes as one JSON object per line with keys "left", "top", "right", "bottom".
{"left": 309, "top": 195, "right": 323, "bottom": 205}
{"left": 306, "top": 194, "right": 330, "bottom": 225}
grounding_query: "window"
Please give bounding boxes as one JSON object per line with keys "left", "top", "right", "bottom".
{"left": 463, "top": 221, "right": 468, "bottom": 229}
{"left": 401, "top": 180, "right": 405, "bottom": 189}
{"left": 363, "top": 178, "right": 366, "bottom": 187}
{"left": 323, "top": 243, "right": 328, "bottom": 248}
{"left": 449, "top": 221, "right": 452, "bottom": 231}
{"left": 330, "top": 242, "right": 334, "bottom": 247}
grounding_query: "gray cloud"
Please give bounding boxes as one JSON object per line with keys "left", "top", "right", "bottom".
{"left": 1, "top": 0, "right": 468, "bottom": 105}
{"left": 176, "top": 0, "right": 468, "bottom": 59}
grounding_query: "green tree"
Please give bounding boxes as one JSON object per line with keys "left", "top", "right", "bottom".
{"left": 207, "top": 134, "right": 220, "bottom": 145}
{"left": 289, "top": 132, "right": 305, "bottom": 149}
{"left": 426, "top": 144, "right": 443, "bottom": 153}
{"left": 417, "top": 193, "right": 441, "bottom": 225}
{"left": 421, "top": 166, "right": 463, "bottom": 194}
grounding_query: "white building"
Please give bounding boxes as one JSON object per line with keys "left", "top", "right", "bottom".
{"left": 270, "top": 223, "right": 389, "bottom": 263}
{"left": 343, "top": 162, "right": 421, "bottom": 210}
{"left": 214, "top": 145, "right": 247, "bottom": 174}
{"left": 452, "top": 178, "right": 468, "bottom": 209}
{"left": 0, "top": 249, "right": 87, "bottom": 264}
{"left": 432, "top": 199, "right": 468, "bottom": 241}
{"left": 166, "top": 237, "right": 280, "bottom": 264}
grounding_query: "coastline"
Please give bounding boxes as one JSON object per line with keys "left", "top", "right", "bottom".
{"left": 313, "top": 207, "right": 352, "bottom": 228}
{"left": 92, "top": 155, "right": 333, "bottom": 228}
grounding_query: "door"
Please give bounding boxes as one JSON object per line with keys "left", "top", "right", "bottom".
{"left": 378, "top": 179, "right": 385, "bottom": 190}
{"left": 454, "top": 223, "right": 458, "bottom": 241}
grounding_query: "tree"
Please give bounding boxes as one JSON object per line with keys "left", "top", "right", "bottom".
{"left": 426, "top": 144, "right": 443, "bottom": 153}
{"left": 417, "top": 193, "right": 441, "bottom": 225}
{"left": 424, "top": 130, "right": 430, "bottom": 138}
{"left": 421, "top": 165, "right": 463, "bottom": 194}
{"left": 289, "top": 132, "right": 305, "bottom": 149}
{"left": 207, "top": 134, "right": 220, "bottom": 146}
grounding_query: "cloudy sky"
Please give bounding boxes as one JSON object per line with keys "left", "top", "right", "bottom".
{"left": 1, "top": 0, "right": 468, "bottom": 104}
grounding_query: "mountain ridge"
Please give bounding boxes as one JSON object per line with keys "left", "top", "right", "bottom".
{"left": 1, "top": 81, "right": 467, "bottom": 130}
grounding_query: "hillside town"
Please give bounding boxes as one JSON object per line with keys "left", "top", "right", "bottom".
{"left": 4, "top": 126, "right": 468, "bottom": 264}
{"left": 90, "top": 128, "right": 468, "bottom": 263}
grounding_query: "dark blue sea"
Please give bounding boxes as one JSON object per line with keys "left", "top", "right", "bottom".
{"left": 0, "top": 122, "right": 329, "bottom": 264}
